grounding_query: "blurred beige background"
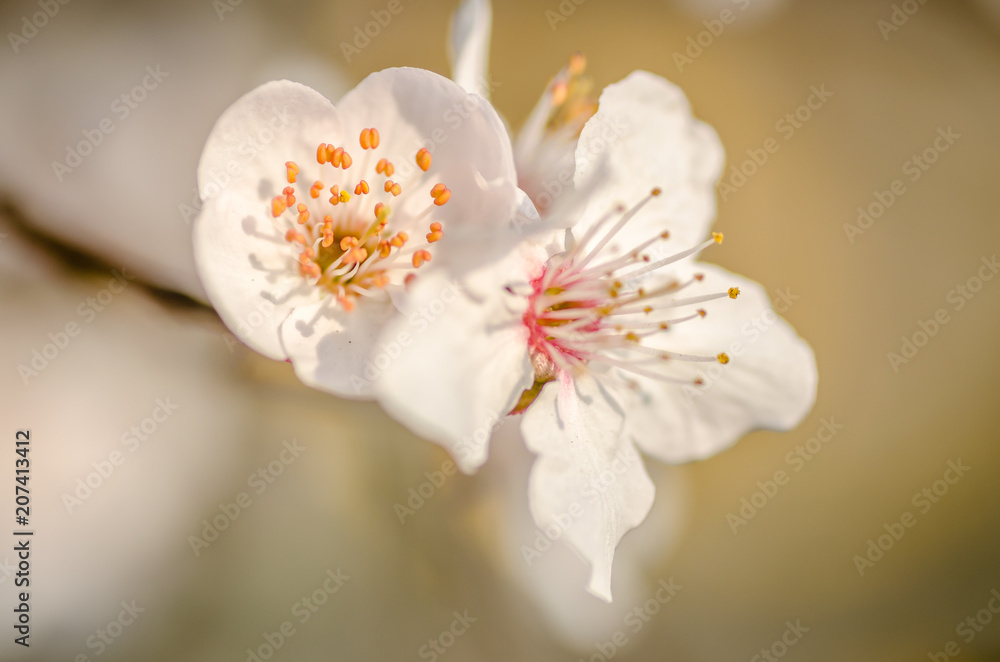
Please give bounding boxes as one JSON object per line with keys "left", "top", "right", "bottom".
{"left": 2, "top": 0, "right": 999, "bottom": 660}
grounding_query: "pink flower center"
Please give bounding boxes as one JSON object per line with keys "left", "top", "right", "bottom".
{"left": 512, "top": 189, "right": 740, "bottom": 413}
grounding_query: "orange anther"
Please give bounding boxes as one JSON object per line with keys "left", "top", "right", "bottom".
{"left": 296, "top": 203, "right": 309, "bottom": 224}
{"left": 359, "top": 128, "right": 372, "bottom": 150}
{"left": 370, "top": 128, "right": 380, "bottom": 148}
{"left": 331, "top": 147, "right": 344, "bottom": 168}
{"left": 404, "top": 273, "right": 417, "bottom": 287}
{"left": 284, "top": 229, "right": 306, "bottom": 244}
{"left": 412, "top": 250, "right": 432, "bottom": 268}
{"left": 433, "top": 189, "right": 451, "bottom": 206}
{"left": 389, "top": 183, "right": 401, "bottom": 197}
{"left": 430, "top": 183, "right": 447, "bottom": 198}
{"left": 415, "top": 148, "right": 432, "bottom": 172}
{"left": 426, "top": 222, "right": 443, "bottom": 243}
{"left": 376, "top": 158, "right": 387, "bottom": 174}
{"left": 377, "top": 240, "right": 391, "bottom": 258}
{"left": 374, "top": 202, "right": 386, "bottom": 221}
{"left": 310, "top": 181, "right": 325, "bottom": 199}
{"left": 271, "top": 197, "right": 287, "bottom": 217}
{"left": 340, "top": 152, "right": 353, "bottom": 169}
{"left": 340, "top": 236, "right": 359, "bottom": 251}
{"left": 384, "top": 160, "right": 394, "bottom": 177}
{"left": 354, "top": 180, "right": 370, "bottom": 195}
{"left": 285, "top": 161, "right": 300, "bottom": 184}
{"left": 317, "top": 144, "right": 328, "bottom": 164}
{"left": 329, "top": 184, "right": 340, "bottom": 206}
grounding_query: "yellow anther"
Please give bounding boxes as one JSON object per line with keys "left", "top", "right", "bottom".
{"left": 651, "top": 187, "right": 662, "bottom": 197}
{"left": 625, "top": 332, "right": 640, "bottom": 343}
{"left": 713, "top": 232, "right": 724, "bottom": 244}
{"left": 728, "top": 287, "right": 740, "bottom": 299}
{"left": 339, "top": 190, "right": 351, "bottom": 203}
{"left": 717, "top": 353, "right": 730, "bottom": 364}
{"left": 697, "top": 309, "right": 707, "bottom": 317}
{"left": 415, "top": 148, "right": 432, "bottom": 172}
{"left": 643, "top": 306, "right": 653, "bottom": 314}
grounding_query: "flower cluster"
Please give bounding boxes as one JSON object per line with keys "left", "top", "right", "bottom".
{"left": 193, "top": 0, "right": 817, "bottom": 601}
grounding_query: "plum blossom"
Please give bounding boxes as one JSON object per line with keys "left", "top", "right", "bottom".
{"left": 374, "top": 60, "right": 818, "bottom": 600}
{"left": 193, "top": 67, "right": 519, "bottom": 397}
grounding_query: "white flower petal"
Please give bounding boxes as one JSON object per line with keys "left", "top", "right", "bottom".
{"left": 572, "top": 70, "right": 724, "bottom": 255}
{"left": 193, "top": 191, "right": 319, "bottom": 360}
{"left": 198, "top": 79, "right": 344, "bottom": 207}
{"left": 449, "top": 0, "right": 493, "bottom": 98}
{"left": 279, "top": 296, "right": 398, "bottom": 399}
{"left": 521, "top": 373, "right": 656, "bottom": 602}
{"left": 335, "top": 67, "right": 519, "bottom": 260}
{"left": 624, "top": 262, "right": 818, "bottom": 463}
{"left": 374, "top": 253, "right": 535, "bottom": 473}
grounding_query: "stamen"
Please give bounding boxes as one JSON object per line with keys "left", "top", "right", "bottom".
{"left": 416, "top": 148, "right": 432, "bottom": 171}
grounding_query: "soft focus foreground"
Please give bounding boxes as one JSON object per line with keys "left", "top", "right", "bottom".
{"left": 1, "top": 0, "right": 999, "bottom": 661}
